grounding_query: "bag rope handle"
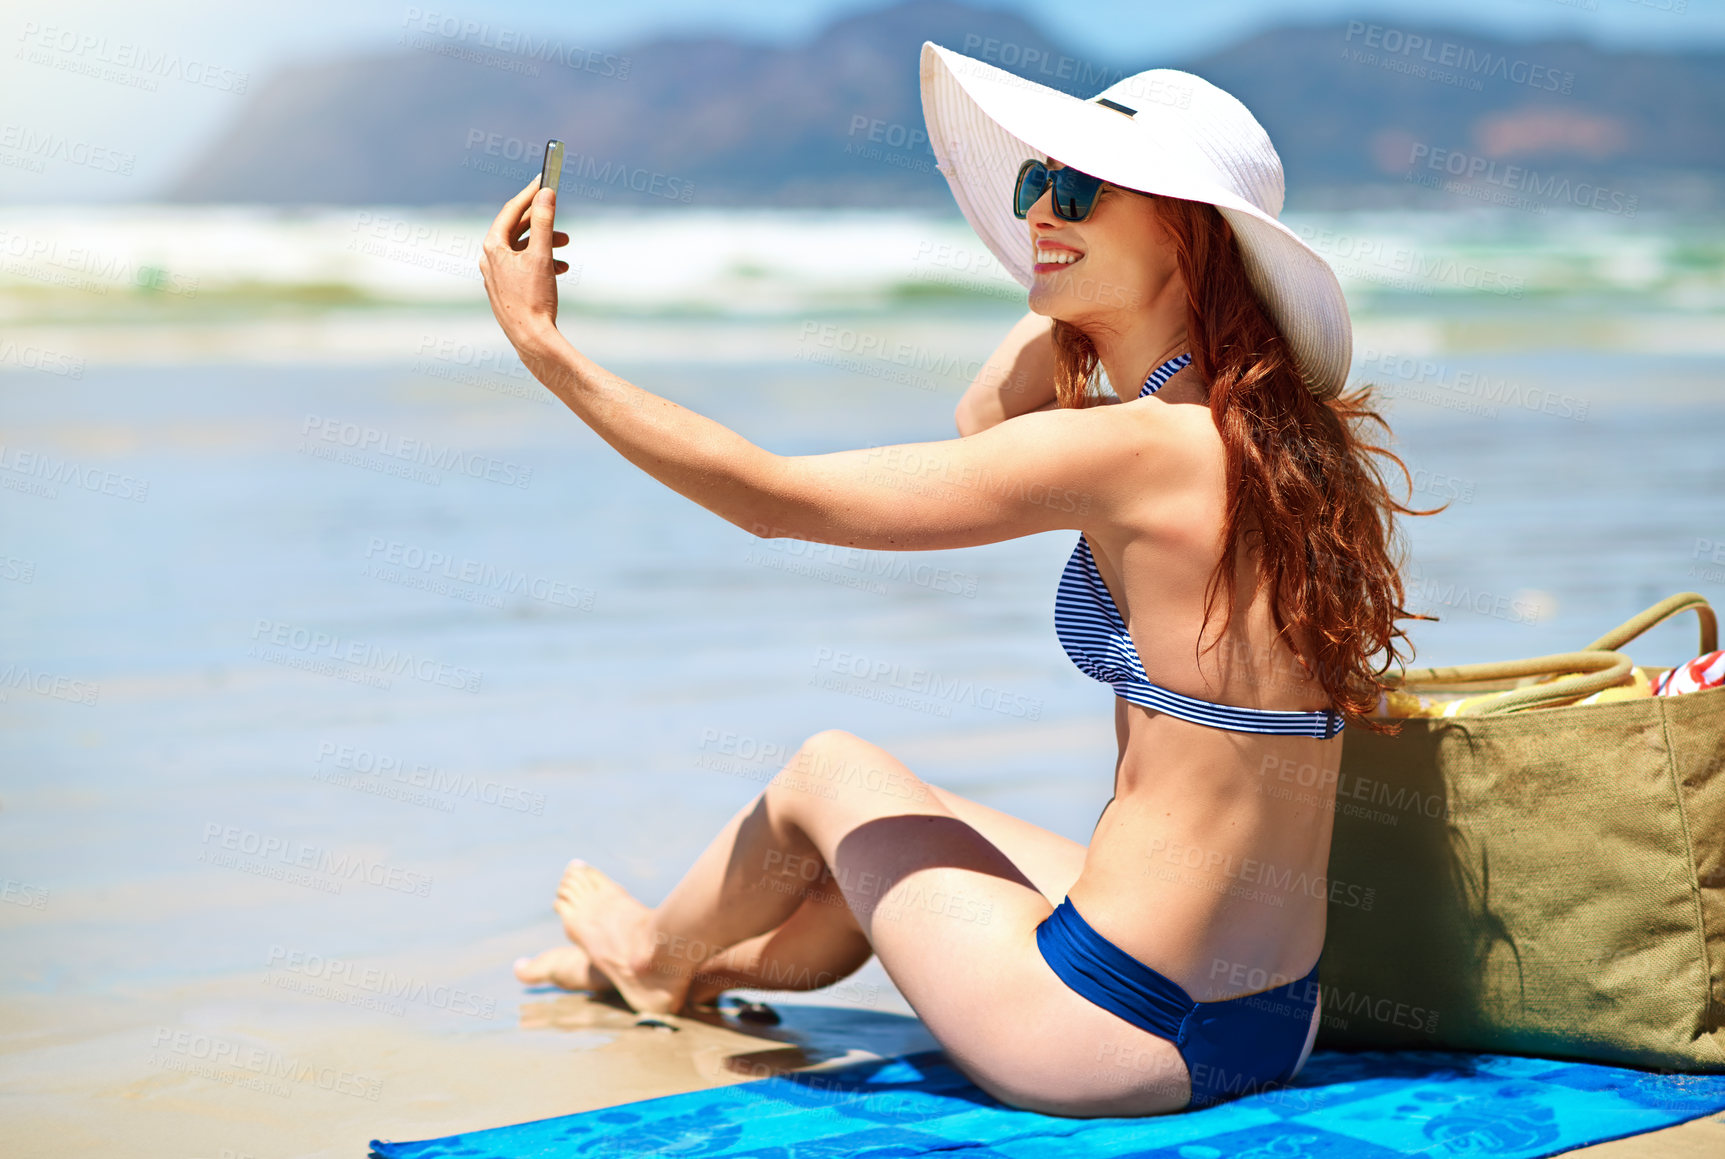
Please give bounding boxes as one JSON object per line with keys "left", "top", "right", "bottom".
{"left": 1582, "top": 591, "right": 1716, "bottom": 655}
{"left": 1383, "top": 650, "right": 1635, "bottom": 716}
{"left": 1381, "top": 592, "right": 1715, "bottom": 717}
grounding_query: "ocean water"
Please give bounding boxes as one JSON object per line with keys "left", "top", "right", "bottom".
{"left": 1, "top": 206, "right": 1722, "bottom": 1011}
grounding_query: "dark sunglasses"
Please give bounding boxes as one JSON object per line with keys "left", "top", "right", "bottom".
{"left": 1013, "top": 159, "right": 1108, "bottom": 222}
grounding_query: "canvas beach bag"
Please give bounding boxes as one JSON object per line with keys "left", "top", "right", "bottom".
{"left": 1319, "top": 592, "right": 1725, "bottom": 1072}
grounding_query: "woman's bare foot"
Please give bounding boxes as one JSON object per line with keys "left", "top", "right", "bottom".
{"left": 554, "top": 859, "right": 690, "bottom": 1016}
{"left": 513, "top": 945, "right": 614, "bottom": 993}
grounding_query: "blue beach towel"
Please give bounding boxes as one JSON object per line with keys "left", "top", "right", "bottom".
{"left": 370, "top": 1047, "right": 1725, "bottom": 1158}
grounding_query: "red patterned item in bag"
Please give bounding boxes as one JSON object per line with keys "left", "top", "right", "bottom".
{"left": 1653, "top": 650, "right": 1725, "bottom": 696}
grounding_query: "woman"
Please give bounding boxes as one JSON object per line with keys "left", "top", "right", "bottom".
{"left": 483, "top": 43, "right": 1425, "bottom": 1117}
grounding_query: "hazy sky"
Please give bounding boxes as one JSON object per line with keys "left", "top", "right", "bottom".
{"left": 3, "top": 0, "right": 1719, "bottom": 202}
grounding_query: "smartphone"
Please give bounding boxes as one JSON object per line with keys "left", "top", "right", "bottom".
{"left": 540, "top": 139, "right": 564, "bottom": 207}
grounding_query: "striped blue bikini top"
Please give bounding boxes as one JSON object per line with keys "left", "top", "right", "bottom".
{"left": 1054, "top": 353, "right": 1346, "bottom": 740}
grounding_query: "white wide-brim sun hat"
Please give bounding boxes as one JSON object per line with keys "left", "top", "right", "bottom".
{"left": 918, "top": 41, "right": 1351, "bottom": 399}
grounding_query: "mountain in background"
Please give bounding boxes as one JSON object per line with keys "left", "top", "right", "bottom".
{"left": 159, "top": 0, "right": 1725, "bottom": 210}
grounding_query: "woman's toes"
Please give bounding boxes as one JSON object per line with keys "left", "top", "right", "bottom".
{"left": 555, "top": 862, "right": 629, "bottom": 939}
{"left": 555, "top": 859, "right": 601, "bottom": 914}
{"left": 513, "top": 945, "right": 613, "bottom": 992}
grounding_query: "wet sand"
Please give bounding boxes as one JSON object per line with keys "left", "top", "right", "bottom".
{"left": 0, "top": 923, "right": 935, "bottom": 1159}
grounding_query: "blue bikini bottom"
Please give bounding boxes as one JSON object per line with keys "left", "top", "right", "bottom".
{"left": 1034, "top": 897, "right": 1321, "bottom": 1110}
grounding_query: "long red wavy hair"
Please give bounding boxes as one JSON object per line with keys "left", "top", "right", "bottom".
{"left": 1049, "top": 194, "right": 1438, "bottom": 734}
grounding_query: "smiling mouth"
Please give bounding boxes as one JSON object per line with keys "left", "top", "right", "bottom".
{"left": 1034, "top": 250, "right": 1084, "bottom": 272}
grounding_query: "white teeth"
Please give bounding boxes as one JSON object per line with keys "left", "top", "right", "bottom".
{"left": 1037, "top": 250, "right": 1082, "bottom": 264}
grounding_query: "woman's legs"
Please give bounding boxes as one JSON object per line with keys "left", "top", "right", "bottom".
{"left": 543, "top": 790, "right": 810, "bottom": 1014}
{"left": 924, "top": 782, "right": 1088, "bottom": 904}
{"left": 518, "top": 761, "right": 1089, "bottom": 1005}
{"left": 544, "top": 737, "right": 973, "bottom": 1015}
{"left": 541, "top": 729, "right": 1194, "bottom": 1115}
{"left": 679, "top": 781, "right": 1090, "bottom": 1005}
{"left": 676, "top": 874, "right": 873, "bottom": 1006}
{"left": 515, "top": 882, "right": 870, "bottom": 1003}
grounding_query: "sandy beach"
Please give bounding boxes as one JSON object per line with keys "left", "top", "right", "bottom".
{"left": 0, "top": 924, "right": 942, "bottom": 1157}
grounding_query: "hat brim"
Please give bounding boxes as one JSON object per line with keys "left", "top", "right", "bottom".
{"left": 919, "top": 41, "right": 1350, "bottom": 400}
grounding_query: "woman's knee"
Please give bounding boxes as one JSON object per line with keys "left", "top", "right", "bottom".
{"left": 816, "top": 730, "right": 935, "bottom": 802}
{"left": 762, "top": 730, "right": 846, "bottom": 806}
{"left": 790, "top": 727, "right": 868, "bottom": 780}
{"left": 768, "top": 729, "right": 932, "bottom": 814}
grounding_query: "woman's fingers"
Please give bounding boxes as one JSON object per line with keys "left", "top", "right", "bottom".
{"left": 485, "top": 174, "right": 542, "bottom": 250}
{"left": 500, "top": 214, "right": 570, "bottom": 255}
{"left": 524, "top": 187, "right": 556, "bottom": 260}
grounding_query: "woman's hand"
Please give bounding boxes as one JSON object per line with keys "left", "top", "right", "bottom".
{"left": 479, "top": 175, "right": 573, "bottom": 361}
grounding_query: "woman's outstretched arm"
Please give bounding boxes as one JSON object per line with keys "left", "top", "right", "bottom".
{"left": 518, "top": 329, "right": 1177, "bottom": 552}
{"left": 479, "top": 178, "right": 1179, "bottom": 553}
